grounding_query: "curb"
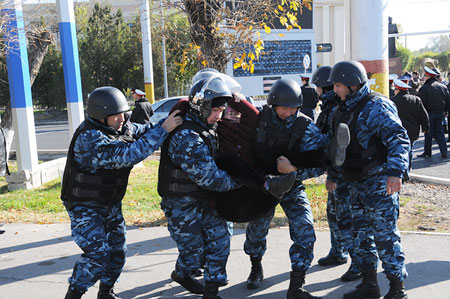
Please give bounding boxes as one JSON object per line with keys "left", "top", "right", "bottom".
{"left": 409, "top": 173, "right": 450, "bottom": 186}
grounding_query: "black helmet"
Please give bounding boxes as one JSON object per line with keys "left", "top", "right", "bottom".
{"left": 189, "top": 76, "right": 232, "bottom": 120}
{"left": 311, "top": 66, "right": 333, "bottom": 88}
{"left": 267, "top": 79, "right": 303, "bottom": 107}
{"left": 329, "top": 60, "right": 368, "bottom": 86}
{"left": 87, "top": 86, "right": 130, "bottom": 120}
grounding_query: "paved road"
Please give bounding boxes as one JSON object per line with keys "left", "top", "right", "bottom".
{"left": 1, "top": 224, "right": 450, "bottom": 299}
{"left": 410, "top": 134, "right": 450, "bottom": 180}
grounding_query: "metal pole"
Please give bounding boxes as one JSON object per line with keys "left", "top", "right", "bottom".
{"left": 160, "top": 0, "right": 169, "bottom": 98}
{"left": 141, "top": 0, "right": 155, "bottom": 103}
{"left": 388, "top": 29, "right": 450, "bottom": 38}
{"left": 56, "top": 0, "right": 84, "bottom": 137}
{"left": 5, "top": 0, "right": 38, "bottom": 172}
{"left": 349, "top": 0, "right": 389, "bottom": 96}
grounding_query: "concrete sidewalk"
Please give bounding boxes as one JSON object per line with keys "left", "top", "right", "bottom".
{"left": 1, "top": 224, "right": 450, "bottom": 298}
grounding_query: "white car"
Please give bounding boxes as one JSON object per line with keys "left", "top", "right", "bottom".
{"left": 149, "top": 96, "right": 187, "bottom": 124}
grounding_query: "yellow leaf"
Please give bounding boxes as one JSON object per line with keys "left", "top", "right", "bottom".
{"left": 304, "top": 1, "right": 312, "bottom": 10}
{"left": 249, "top": 52, "right": 255, "bottom": 60}
{"left": 287, "top": 25, "right": 293, "bottom": 31}
{"left": 264, "top": 25, "right": 271, "bottom": 34}
{"left": 250, "top": 63, "right": 255, "bottom": 73}
{"left": 249, "top": 25, "right": 253, "bottom": 31}
{"left": 233, "top": 62, "right": 241, "bottom": 69}
{"left": 280, "top": 16, "right": 287, "bottom": 26}
{"left": 279, "top": 33, "right": 285, "bottom": 37}
{"left": 277, "top": 5, "right": 284, "bottom": 11}
{"left": 201, "top": 60, "right": 207, "bottom": 67}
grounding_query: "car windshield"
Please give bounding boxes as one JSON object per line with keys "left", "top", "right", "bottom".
{"left": 158, "top": 100, "right": 178, "bottom": 113}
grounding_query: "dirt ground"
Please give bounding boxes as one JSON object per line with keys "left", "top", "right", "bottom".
{"left": 399, "top": 181, "right": 450, "bottom": 233}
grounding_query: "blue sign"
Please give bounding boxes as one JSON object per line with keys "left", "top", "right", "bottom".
{"left": 303, "top": 54, "right": 311, "bottom": 70}
{"left": 233, "top": 40, "right": 312, "bottom": 77}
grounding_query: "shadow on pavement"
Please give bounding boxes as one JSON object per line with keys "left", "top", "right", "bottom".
{"left": 0, "top": 233, "right": 177, "bottom": 286}
{"left": 405, "top": 260, "right": 450, "bottom": 290}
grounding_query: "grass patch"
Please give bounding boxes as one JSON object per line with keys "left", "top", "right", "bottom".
{"left": 399, "top": 196, "right": 411, "bottom": 207}
{"left": 0, "top": 160, "right": 329, "bottom": 228}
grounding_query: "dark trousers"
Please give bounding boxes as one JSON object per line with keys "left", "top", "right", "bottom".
{"left": 424, "top": 112, "right": 447, "bottom": 156}
{"left": 215, "top": 155, "right": 276, "bottom": 222}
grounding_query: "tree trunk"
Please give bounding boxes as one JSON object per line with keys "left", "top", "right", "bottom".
{"left": 184, "top": 0, "right": 228, "bottom": 71}
{"left": 0, "top": 28, "right": 52, "bottom": 162}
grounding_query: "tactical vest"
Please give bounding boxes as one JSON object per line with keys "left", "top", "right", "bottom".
{"left": 60, "top": 119, "right": 134, "bottom": 208}
{"left": 333, "top": 92, "right": 388, "bottom": 182}
{"left": 252, "top": 106, "right": 311, "bottom": 174}
{"left": 158, "top": 121, "right": 219, "bottom": 199}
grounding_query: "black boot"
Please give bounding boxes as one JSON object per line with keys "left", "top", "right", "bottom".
{"left": 97, "top": 282, "right": 121, "bottom": 299}
{"left": 171, "top": 270, "right": 204, "bottom": 294}
{"left": 266, "top": 171, "right": 296, "bottom": 200}
{"left": 343, "top": 269, "right": 381, "bottom": 299}
{"left": 384, "top": 275, "right": 408, "bottom": 299}
{"left": 317, "top": 253, "right": 347, "bottom": 266}
{"left": 203, "top": 282, "right": 221, "bottom": 299}
{"left": 286, "top": 271, "right": 322, "bottom": 299}
{"left": 64, "top": 286, "right": 83, "bottom": 299}
{"left": 247, "top": 257, "right": 264, "bottom": 289}
{"left": 340, "top": 265, "right": 362, "bottom": 282}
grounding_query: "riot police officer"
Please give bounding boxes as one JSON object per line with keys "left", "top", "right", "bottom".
{"left": 329, "top": 61, "right": 409, "bottom": 299}
{"left": 244, "top": 78, "right": 327, "bottom": 299}
{"left": 313, "top": 66, "right": 362, "bottom": 283}
{"left": 158, "top": 76, "right": 242, "bottom": 299}
{"left": 61, "top": 86, "right": 182, "bottom": 299}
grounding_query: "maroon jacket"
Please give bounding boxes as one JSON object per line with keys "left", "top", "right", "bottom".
{"left": 170, "top": 97, "right": 259, "bottom": 164}
{"left": 217, "top": 98, "right": 258, "bottom": 164}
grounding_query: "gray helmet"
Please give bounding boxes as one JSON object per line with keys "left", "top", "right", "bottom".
{"left": 192, "top": 69, "right": 241, "bottom": 93}
{"left": 267, "top": 79, "right": 303, "bottom": 107}
{"left": 191, "top": 68, "right": 220, "bottom": 85}
{"left": 311, "top": 66, "right": 333, "bottom": 88}
{"left": 87, "top": 86, "right": 130, "bottom": 120}
{"left": 329, "top": 60, "right": 368, "bottom": 86}
{"left": 189, "top": 76, "right": 232, "bottom": 120}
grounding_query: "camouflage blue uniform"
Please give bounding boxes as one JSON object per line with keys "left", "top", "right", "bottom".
{"left": 160, "top": 113, "right": 239, "bottom": 284}
{"left": 317, "top": 90, "right": 348, "bottom": 261}
{"left": 64, "top": 117, "right": 168, "bottom": 293}
{"left": 320, "top": 89, "right": 360, "bottom": 273}
{"left": 327, "top": 172, "right": 361, "bottom": 274}
{"left": 333, "top": 83, "right": 410, "bottom": 280}
{"left": 244, "top": 109, "right": 327, "bottom": 272}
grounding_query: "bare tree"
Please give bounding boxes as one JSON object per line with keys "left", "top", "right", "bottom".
{"left": 0, "top": 2, "right": 54, "bottom": 161}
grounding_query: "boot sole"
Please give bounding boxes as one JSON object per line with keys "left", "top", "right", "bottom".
{"left": 335, "top": 123, "right": 350, "bottom": 167}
